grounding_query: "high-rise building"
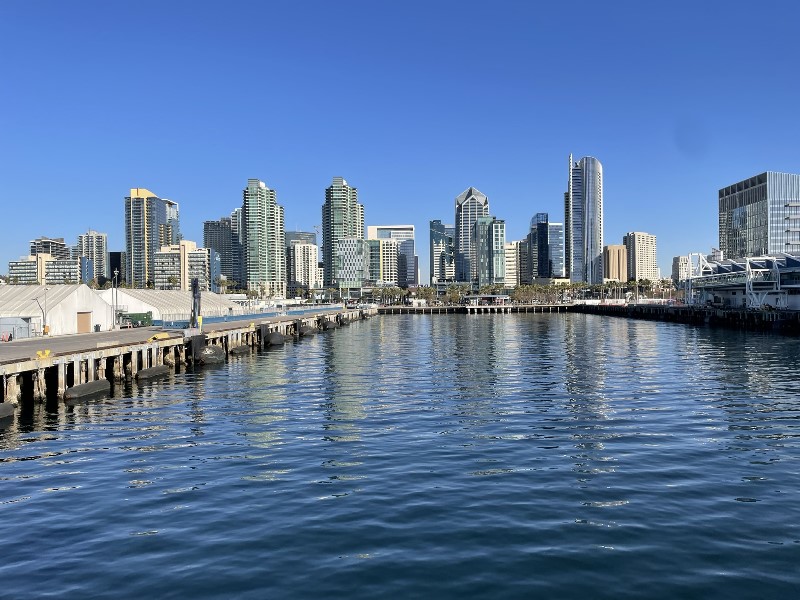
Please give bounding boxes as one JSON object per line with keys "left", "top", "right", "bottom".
{"left": 719, "top": 172, "right": 800, "bottom": 258}
{"left": 230, "top": 207, "right": 244, "bottom": 287}
{"left": 75, "top": 230, "right": 108, "bottom": 279}
{"left": 473, "top": 215, "right": 505, "bottom": 287}
{"left": 565, "top": 155, "right": 603, "bottom": 284}
{"left": 79, "top": 256, "right": 94, "bottom": 284}
{"left": 108, "top": 251, "right": 126, "bottom": 284}
{"left": 455, "top": 187, "right": 489, "bottom": 283}
{"left": 366, "top": 238, "right": 400, "bottom": 286}
{"left": 124, "top": 188, "right": 181, "bottom": 288}
{"left": 367, "top": 225, "right": 417, "bottom": 287}
{"left": 285, "top": 232, "right": 318, "bottom": 295}
{"left": 672, "top": 255, "right": 690, "bottom": 283}
{"left": 429, "top": 220, "right": 455, "bottom": 285}
{"left": 285, "top": 231, "right": 317, "bottom": 247}
{"left": 322, "top": 177, "right": 364, "bottom": 287}
{"left": 504, "top": 241, "right": 520, "bottom": 287}
{"left": 549, "top": 223, "right": 566, "bottom": 279}
{"left": 526, "top": 213, "right": 566, "bottom": 281}
{"left": 30, "top": 236, "right": 70, "bottom": 260}
{"left": 287, "top": 243, "right": 321, "bottom": 297}
{"left": 518, "top": 239, "right": 531, "bottom": 285}
{"left": 154, "top": 240, "right": 197, "bottom": 290}
{"left": 188, "top": 247, "right": 221, "bottom": 293}
{"left": 623, "top": 232, "right": 658, "bottom": 282}
{"left": 335, "top": 238, "right": 370, "bottom": 289}
{"left": 603, "top": 244, "right": 627, "bottom": 282}
{"left": 204, "top": 217, "right": 236, "bottom": 286}
{"left": 241, "top": 179, "right": 286, "bottom": 298}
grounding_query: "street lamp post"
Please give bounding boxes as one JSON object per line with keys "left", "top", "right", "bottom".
{"left": 113, "top": 269, "right": 119, "bottom": 329}
{"left": 33, "top": 285, "right": 49, "bottom": 335}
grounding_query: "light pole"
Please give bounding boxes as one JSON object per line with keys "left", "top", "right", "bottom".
{"left": 113, "top": 269, "right": 119, "bottom": 329}
{"left": 33, "top": 286, "right": 49, "bottom": 335}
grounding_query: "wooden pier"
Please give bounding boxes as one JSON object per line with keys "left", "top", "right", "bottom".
{"left": 0, "top": 307, "right": 373, "bottom": 406}
{"left": 378, "top": 304, "right": 571, "bottom": 315}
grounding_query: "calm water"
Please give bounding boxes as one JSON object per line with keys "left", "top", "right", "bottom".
{"left": 1, "top": 314, "right": 800, "bottom": 598}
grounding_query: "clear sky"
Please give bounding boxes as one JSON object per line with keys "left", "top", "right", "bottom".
{"left": 2, "top": 0, "right": 799, "bottom": 282}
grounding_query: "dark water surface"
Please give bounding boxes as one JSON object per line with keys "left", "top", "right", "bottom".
{"left": 2, "top": 314, "right": 800, "bottom": 598}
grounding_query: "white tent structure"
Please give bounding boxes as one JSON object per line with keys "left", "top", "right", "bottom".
{"left": 97, "top": 288, "right": 247, "bottom": 323}
{"left": 0, "top": 285, "right": 114, "bottom": 339}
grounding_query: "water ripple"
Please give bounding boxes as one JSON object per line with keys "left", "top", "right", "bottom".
{"left": 1, "top": 315, "right": 799, "bottom": 598}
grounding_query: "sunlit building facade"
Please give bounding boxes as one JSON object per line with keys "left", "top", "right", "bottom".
{"left": 430, "top": 220, "right": 455, "bottom": 284}
{"left": 322, "top": 177, "right": 364, "bottom": 287}
{"left": 719, "top": 171, "right": 800, "bottom": 258}
{"left": 565, "top": 155, "right": 603, "bottom": 284}
{"left": 455, "top": 187, "right": 490, "bottom": 283}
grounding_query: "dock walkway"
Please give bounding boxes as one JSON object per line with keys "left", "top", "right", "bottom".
{"left": 0, "top": 307, "right": 371, "bottom": 405}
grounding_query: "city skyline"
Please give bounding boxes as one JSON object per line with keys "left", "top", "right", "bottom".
{"left": 2, "top": 2, "right": 800, "bottom": 280}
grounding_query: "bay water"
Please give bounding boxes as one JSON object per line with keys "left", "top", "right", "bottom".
{"left": 1, "top": 314, "right": 799, "bottom": 598}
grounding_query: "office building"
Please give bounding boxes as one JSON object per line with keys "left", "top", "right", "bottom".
{"left": 527, "top": 213, "right": 566, "bottom": 281}
{"left": 367, "top": 225, "right": 417, "bottom": 287}
{"left": 623, "top": 232, "right": 658, "bottom": 282}
{"left": 204, "top": 217, "right": 238, "bottom": 287}
{"left": 565, "top": 155, "right": 603, "bottom": 284}
{"left": 75, "top": 230, "right": 108, "bottom": 280}
{"left": 603, "top": 244, "right": 627, "bottom": 282}
{"left": 455, "top": 187, "right": 489, "bottom": 283}
{"left": 366, "top": 238, "right": 400, "bottom": 286}
{"left": 30, "top": 237, "right": 70, "bottom": 260}
{"left": 672, "top": 255, "right": 690, "bottom": 283}
{"left": 473, "top": 215, "right": 505, "bottom": 287}
{"left": 287, "top": 243, "right": 321, "bottom": 297}
{"left": 241, "top": 179, "right": 286, "bottom": 298}
{"left": 322, "top": 177, "right": 364, "bottom": 287}
{"left": 108, "top": 251, "right": 126, "bottom": 285}
{"left": 335, "top": 238, "right": 370, "bottom": 289}
{"left": 430, "top": 220, "right": 455, "bottom": 285}
{"left": 124, "top": 188, "right": 181, "bottom": 288}
{"left": 79, "top": 256, "right": 94, "bottom": 284}
{"left": 517, "top": 239, "right": 531, "bottom": 285}
{"left": 719, "top": 172, "right": 800, "bottom": 258}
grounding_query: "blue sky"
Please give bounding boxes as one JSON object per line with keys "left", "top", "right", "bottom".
{"left": 2, "top": 0, "right": 799, "bottom": 281}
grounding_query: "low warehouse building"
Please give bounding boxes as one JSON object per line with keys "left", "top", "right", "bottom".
{"left": 0, "top": 284, "right": 114, "bottom": 339}
{"left": 97, "top": 288, "right": 248, "bottom": 326}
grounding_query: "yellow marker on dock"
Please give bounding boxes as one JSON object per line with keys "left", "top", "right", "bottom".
{"left": 148, "top": 333, "right": 170, "bottom": 342}
{"left": 36, "top": 349, "right": 51, "bottom": 359}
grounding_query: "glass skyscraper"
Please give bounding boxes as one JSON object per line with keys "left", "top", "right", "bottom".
{"left": 204, "top": 217, "right": 236, "bottom": 286}
{"left": 454, "top": 187, "right": 489, "bottom": 283}
{"left": 429, "top": 220, "right": 455, "bottom": 284}
{"left": 719, "top": 172, "right": 800, "bottom": 258}
{"left": 527, "top": 213, "right": 565, "bottom": 280}
{"left": 473, "top": 215, "right": 505, "bottom": 287}
{"left": 565, "top": 155, "right": 603, "bottom": 284}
